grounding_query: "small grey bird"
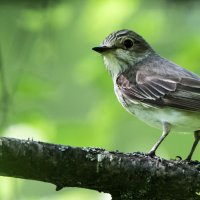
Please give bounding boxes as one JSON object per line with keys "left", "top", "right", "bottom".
{"left": 92, "top": 29, "right": 200, "bottom": 161}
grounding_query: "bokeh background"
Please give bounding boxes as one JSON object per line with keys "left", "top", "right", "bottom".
{"left": 1, "top": 0, "right": 200, "bottom": 199}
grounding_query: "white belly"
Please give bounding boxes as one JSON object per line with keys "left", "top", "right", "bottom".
{"left": 131, "top": 105, "right": 200, "bottom": 132}
{"left": 114, "top": 83, "right": 200, "bottom": 133}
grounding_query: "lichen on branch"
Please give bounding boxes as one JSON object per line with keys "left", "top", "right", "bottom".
{"left": 0, "top": 137, "right": 200, "bottom": 200}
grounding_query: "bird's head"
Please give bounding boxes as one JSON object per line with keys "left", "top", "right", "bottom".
{"left": 92, "top": 29, "right": 154, "bottom": 77}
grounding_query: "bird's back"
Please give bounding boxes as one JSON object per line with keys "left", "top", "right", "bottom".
{"left": 134, "top": 53, "right": 200, "bottom": 80}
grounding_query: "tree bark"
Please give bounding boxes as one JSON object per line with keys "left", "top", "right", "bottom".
{"left": 0, "top": 137, "right": 200, "bottom": 200}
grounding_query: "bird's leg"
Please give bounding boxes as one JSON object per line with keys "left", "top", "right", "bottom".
{"left": 148, "top": 122, "right": 171, "bottom": 157}
{"left": 185, "top": 130, "right": 200, "bottom": 161}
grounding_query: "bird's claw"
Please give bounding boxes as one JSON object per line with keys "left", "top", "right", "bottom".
{"left": 147, "top": 151, "right": 156, "bottom": 158}
{"left": 175, "top": 156, "right": 182, "bottom": 161}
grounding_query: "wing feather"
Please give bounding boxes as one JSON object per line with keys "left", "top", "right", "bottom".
{"left": 117, "top": 73, "right": 200, "bottom": 112}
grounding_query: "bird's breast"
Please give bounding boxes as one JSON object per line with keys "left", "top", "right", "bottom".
{"left": 114, "top": 80, "right": 139, "bottom": 112}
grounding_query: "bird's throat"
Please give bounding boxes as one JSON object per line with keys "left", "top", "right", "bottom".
{"left": 103, "top": 53, "right": 128, "bottom": 79}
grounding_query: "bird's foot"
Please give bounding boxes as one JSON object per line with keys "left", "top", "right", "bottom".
{"left": 147, "top": 150, "right": 156, "bottom": 158}
{"left": 185, "top": 156, "right": 192, "bottom": 162}
{"left": 175, "top": 155, "right": 194, "bottom": 164}
{"left": 175, "top": 155, "right": 182, "bottom": 161}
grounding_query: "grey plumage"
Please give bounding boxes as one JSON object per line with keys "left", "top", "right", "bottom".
{"left": 117, "top": 53, "right": 200, "bottom": 111}
{"left": 93, "top": 29, "right": 200, "bottom": 160}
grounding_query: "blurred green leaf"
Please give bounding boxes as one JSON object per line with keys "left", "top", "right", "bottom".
{"left": 1, "top": 0, "right": 200, "bottom": 199}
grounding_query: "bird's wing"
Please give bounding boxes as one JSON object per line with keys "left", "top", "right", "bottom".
{"left": 116, "top": 72, "right": 200, "bottom": 111}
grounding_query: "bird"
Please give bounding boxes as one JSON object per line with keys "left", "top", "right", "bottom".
{"left": 92, "top": 29, "right": 200, "bottom": 161}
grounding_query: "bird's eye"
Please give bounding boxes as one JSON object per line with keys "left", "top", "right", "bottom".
{"left": 123, "top": 39, "right": 133, "bottom": 49}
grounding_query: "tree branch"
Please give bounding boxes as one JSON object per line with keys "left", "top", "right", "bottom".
{"left": 0, "top": 137, "right": 200, "bottom": 200}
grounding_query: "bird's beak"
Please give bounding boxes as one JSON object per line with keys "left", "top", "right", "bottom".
{"left": 92, "top": 46, "right": 113, "bottom": 54}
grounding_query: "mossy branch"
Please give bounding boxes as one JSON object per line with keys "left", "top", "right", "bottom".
{"left": 0, "top": 137, "right": 200, "bottom": 200}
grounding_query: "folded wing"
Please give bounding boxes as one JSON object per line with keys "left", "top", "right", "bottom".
{"left": 117, "top": 73, "right": 200, "bottom": 111}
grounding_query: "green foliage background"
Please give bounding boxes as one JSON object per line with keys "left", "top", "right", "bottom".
{"left": 0, "top": 0, "right": 200, "bottom": 199}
